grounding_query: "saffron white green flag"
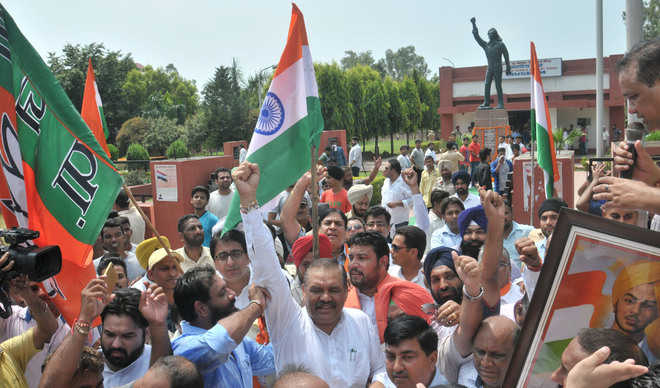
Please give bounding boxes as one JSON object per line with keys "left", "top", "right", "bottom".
{"left": 224, "top": 3, "right": 323, "bottom": 233}
{"left": 530, "top": 42, "right": 558, "bottom": 199}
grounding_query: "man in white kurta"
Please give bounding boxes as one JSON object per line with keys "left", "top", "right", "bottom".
{"left": 236, "top": 163, "right": 385, "bottom": 388}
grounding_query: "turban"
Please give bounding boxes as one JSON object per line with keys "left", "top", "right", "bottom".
{"left": 438, "top": 159, "right": 453, "bottom": 171}
{"left": 452, "top": 171, "right": 470, "bottom": 185}
{"left": 458, "top": 205, "right": 488, "bottom": 237}
{"left": 377, "top": 280, "right": 435, "bottom": 341}
{"left": 290, "top": 234, "right": 333, "bottom": 268}
{"left": 327, "top": 165, "right": 344, "bottom": 180}
{"left": 423, "top": 247, "right": 458, "bottom": 292}
{"left": 347, "top": 184, "right": 373, "bottom": 205}
{"left": 537, "top": 197, "right": 568, "bottom": 218}
{"left": 136, "top": 236, "right": 171, "bottom": 270}
{"left": 612, "top": 261, "right": 660, "bottom": 303}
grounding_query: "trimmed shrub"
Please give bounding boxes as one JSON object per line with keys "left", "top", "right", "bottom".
{"left": 370, "top": 175, "right": 385, "bottom": 206}
{"left": 107, "top": 144, "right": 119, "bottom": 161}
{"left": 166, "top": 139, "right": 190, "bottom": 159}
{"left": 126, "top": 143, "right": 150, "bottom": 170}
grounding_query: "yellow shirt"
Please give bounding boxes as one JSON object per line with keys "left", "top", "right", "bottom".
{"left": 0, "top": 327, "right": 39, "bottom": 388}
{"left": 420, "top": 168, "right": 441, "bottom": 207}
{"left": 175, "top": 246, "right": 215, "bottom": 273}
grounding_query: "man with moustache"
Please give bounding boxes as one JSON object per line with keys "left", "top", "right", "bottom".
{"left": 233, "top": 162, "right": 385, "bottom": 387}
{"left": 174, "top": 215, "right": 215, "bottom": 273}
{"left": 347, "top": 184, "right": 373, "bottom": 221}
{"left": 456, "top": 205, "right": 488, "bottom": 260}
{"left": 207, "top": 167, "right": 234, "bottom": 221}
{"left": 172, "top": 266, "right": 275, "bottom": 387}
{"left": 423, "top": 247, "right": 464, "bottom": 340}
{"left": 450, "top": 171, "right": 481, "bottom": 210}
{"left": 287, "top": 234, "right": 334, "bottom": 306}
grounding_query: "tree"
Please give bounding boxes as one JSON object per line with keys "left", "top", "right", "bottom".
{"left": 346, "top": 66, "right": 381, "bottom": 147}
{"left": 414, "top": 71, "right": 440, "bottom": 139}
{"left": 399, "top": 77, "right": 422, "bottom": 144}
{"left": 363, "top": 79, "right": 390, "bottom": 155}
{"left": 47, "top": 43, "right": 136, "bottom": 140}
{"left": 116, "top": 117, "right": 150, "bottom": 155}
{"left": 142, "top": 116, "right": 186, "bottom": 156}
{"left": 384, "top": 77, "right": 407, "bottom": 154}
{"left": 315, "top": 63, "right": 354, "bottom": 132}
{"left": 183, "top": 112, "right": 209, "bottom": 153}
{"left": 201, "top": 59, "right": 251, "bottom": 149}
{"left": 623, "top": 0, "right": 660, "bottom": 40}
{"left": 122, "top": 64, "right": 198, "bottom": 124}
{"left": 376, "top": 46, "right": 430, "bottom": 80}
{"left": 340, "top": 50, "right": 376, "bottom": 70}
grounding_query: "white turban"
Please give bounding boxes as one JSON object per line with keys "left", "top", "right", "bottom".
{"left": 347, "top": 184, "right": 373, "bottom": 205}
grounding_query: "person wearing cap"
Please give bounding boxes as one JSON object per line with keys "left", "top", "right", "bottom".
{"left": 456, "top": 205, "right": 488, "bottom": 261}
{"left": 348, "top": 136, "right": 363, "bottom": 177}
{"left": 233, "top": 162, "right": 385, "bottom": 387}
{"left": 190, "top": 185, "right": 219, "bottom": 247}
{"left": 173, "top": 214, "right": 215, "bottom": 273}
{"left": 514, "top": 197, "right": 568, "bottom": 297}
{"left": 450, "top": 171, "right": 481, "bottom": 210}
{"left": 288, "top": 234, "right": 333, "bottom": 306}
{"left": 320, "top": 166, "right": 352, "bottom": 214}
{"left": 423, "top": 247, "right": 463, "bottom": 340}
{"left": 346, "top": 184, "right": 373, "bottom": 221}
{"left": 433, "top": 160, "right": 456, "bottom": 196}
{"left": 133, "top": 236, "right": 183, "bottom": 303}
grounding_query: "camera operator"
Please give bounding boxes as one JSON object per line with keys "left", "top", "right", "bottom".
{"left": 0, "top": 252, "right": 59, "bottom": 388}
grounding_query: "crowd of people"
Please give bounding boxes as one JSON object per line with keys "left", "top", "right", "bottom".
{"left": 0, "top": 38, "right": 659, "bottom": 388}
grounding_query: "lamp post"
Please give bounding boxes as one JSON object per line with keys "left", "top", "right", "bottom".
{"left": 257, "top": 64, "right": 277, "bottom": 109}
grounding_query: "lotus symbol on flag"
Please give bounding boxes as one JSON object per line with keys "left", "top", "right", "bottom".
{"left": 255, "top": 92, "right": 285, "bottom": 135}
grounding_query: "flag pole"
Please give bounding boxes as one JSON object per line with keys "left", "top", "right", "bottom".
{"left": 529, "top": 139, "right": 535, "bottom": 226}
{"left": 122, "top": 184, "right": 173, "bottom": 256}
{"left": 310, "top": 146, "right": 319, "bottom": 259}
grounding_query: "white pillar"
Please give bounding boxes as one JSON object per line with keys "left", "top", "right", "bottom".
{"left": 626, "top": 0, "right": 643, "bottom": 126}
{"left": 595, "top": 0, "right": 604, "bottom": 156}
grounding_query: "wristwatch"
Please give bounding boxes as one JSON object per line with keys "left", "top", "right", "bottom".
{"left": 463, "top": 285, "right": 484, "bottom": 301}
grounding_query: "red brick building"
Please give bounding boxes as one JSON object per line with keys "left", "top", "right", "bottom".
{"left": 437, "top": 55, "right": 625, "bottom": 151}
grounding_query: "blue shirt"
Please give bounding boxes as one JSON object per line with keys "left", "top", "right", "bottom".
{"left": 430, "top": 224, "right": 462, "bottom": 250}
{"left": 503, "top": 221, "right": 534, "bottom": 276}
{"left": 199, "top": 211, "right": 219, "bottom": 247}
{"left": 173, "top": 321, "right": 275, "bottom": 388}
{"left": 490, "top": 158, "right": 513, "bottom": 194}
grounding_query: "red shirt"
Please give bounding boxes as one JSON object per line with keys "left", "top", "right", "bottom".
{"left": 468, "top": 141, "right": 481, "bottom": 162}
{"left": 459, "top": 145, "right": 470, "bottom": 166}
{"left": 321, "top": 188, "right": 352, "bottom": 213}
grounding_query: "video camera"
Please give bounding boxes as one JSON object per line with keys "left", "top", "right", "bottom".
{"left": 0, "top": 227, "right": 62, "bottom": 318}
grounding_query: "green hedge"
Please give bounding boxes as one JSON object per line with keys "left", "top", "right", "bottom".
{"left": 645, "top": 130, "right": 660, "bottom": 141}
{"left": 166, "top": 139, "right": 190, "bottom": 159}
{"left": 126, "top": 143, "right": 150, "bottom": 170}
{"left": 107, "top": 144, "right": 119, "bottom": 161}
{"left": 370, "top": 175, "right": 385, "bottom": 206}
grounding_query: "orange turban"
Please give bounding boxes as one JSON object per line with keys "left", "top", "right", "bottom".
{"left": 290, "top": 234, "right": 333, "bottom": 268}
{"left": 611, "top": 261, "right": 660, "bottom": 303}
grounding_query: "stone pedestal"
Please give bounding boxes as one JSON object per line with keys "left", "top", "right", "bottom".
{"left": 474, "top": 108, "right": 509, "bottom": 128}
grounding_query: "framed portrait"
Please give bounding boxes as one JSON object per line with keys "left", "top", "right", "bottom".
{"left": 504, "top": 208, "right": 660, "bottom": 387}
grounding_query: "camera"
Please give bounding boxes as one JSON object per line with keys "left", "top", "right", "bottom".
{"left": 0, "top": 228, "right": 62, "bottom": 318}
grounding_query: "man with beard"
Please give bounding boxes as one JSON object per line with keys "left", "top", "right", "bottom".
{"left": 456, "top": 205, "right": 488, "bottom": 261}
{"left": 430, "top": 197, "right": 465, "bottom": 251}
{"left": 207, "top": 167, "right": 234, "bottom": 221}
{"left": 172, "top": 266, "right": 275, "bottom": 387}
{"left": 232, "top": 162, "right": 385, "bottom": 387}
{"left": 450, "top": 171, "right": 480, "bottom": 210}
{"left": 347, "top": 184, "right": 373, "bottom": 221}
{"left": 38, "top": 278, "right": 169, "bottom": 388}
{"left": 609, "top": 261, "right": 660, "bottom": 364}
{"left": 209, "top": 229, "right": 253, "bottom": 308}
{"left": 94, "top": 218, "right": 145, "bottom": 281}
{"left": 174, "top": 215, "right": 214, "bottom": 273}
{"left": 345, "top": 231, "right": 434, "bottom": 343}
{"left": 514, "top": 197, "right": 567, "bottom": 297}
{"left": 101, "top": 287, "right": 172, "bottom": 387}
{"left": 423, "top": 247, "right": 464, "bottom": 340}
{"left": 434, "top": 161, "right": 456, "bottom": 196}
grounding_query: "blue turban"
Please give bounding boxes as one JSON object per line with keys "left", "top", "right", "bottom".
{"left": 458, "top": 205, "right": 488, "bottom": 237}
{"left": 423, "top": 247, "right": 458, "bottom": 291}
{"left": 451, "top": 170, "right": 470, "bottom": 185}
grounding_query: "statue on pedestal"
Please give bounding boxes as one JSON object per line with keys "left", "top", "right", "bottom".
{"left": 470, "top": 17, "right": 511, "bottom": 110}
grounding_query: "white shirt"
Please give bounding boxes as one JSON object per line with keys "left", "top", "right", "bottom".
{"left": 451, "top": 192, "right": 481, "bottom": 210}
{"left": 239, "top": 147, "right": 247, "bottom": 162}
{"left": 118, "top": 207, "right": 146, "bottom": 244}
{"left": 94, "top": 251, "right": 145, "bottom": 282}
{"left": 381, "top": 175, "right": 413, "bottom": 226}
{"left": 243, "top": 209, "right": 385, "bottom": 388}
{"left": 207, "top": 189, "right": 234, "bottom": 220}
{"left": 373, "top": 367, "right": 450, "bottom": 388}
{"left": 387, "top": 265, "right": 426, "bottom": 289}
{"left": 349, "top": 144, "right": 362, "bottom": 169}
{"left": 397, "top": 154, "right": 412, "bottom": 169}
{"left": 130, "top": 273, "right": 153, "bottom": 292}
{"left": 425, "top": 148, "right": 437, "bottom": 162}
{"left": 0, "top": 307, "right": 69, "bottom": 388}
{"left": 174, "top": 246, "right": 214, "bottom": 273}
{"left": 103, "top": 344, "right": 152, "bottom": 388}
{"left": 497, "top": 142, "right": 514, "bottom": 160}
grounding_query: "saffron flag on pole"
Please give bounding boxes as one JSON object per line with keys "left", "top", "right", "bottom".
{"left": 223, "top": 3, "right": 323, "bottom": 233}
{"left": 530, "top": 42, "right": 559, "bottom": 199}
{"left": 81, "top": 58, "right": 111, "bottom": 158}
{"left": 0, "top": 5, "right": 123, "bottom": 324}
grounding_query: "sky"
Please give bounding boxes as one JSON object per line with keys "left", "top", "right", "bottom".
{"left": 4, "top": 1, "right": 627, "bottom": 88}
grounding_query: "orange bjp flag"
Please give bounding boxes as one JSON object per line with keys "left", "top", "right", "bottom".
{"left": 81, "top": 58, "right": 111, "bottom": 158}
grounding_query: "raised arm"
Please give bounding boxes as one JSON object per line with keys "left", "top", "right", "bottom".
{"left": 138, "top": 283, "right": 172, "bottom": 366}
{"left": 479, "top": 189, "right": 506, "bottom": 307}
{"left": 470, "top": 17, "right": 487, "bottom": 48}
{"left": 356, "top": 156, "right": 382, "bottom": 186}
{"left": 576, "top": 163, "right": 605, "bottom": 212}
{"left": 401, "top": 167, "right": 430, "bottom": 233}
{"left": 452, "top": 252, "right": 484, "bottom": 356}
{"left": 8, "top": 273, "right": 58, "bottom": 350}
{"left": 280, "top": 171, "right": 312, "bottom": 246}
{"left": 217, "top": 286, "right": 267, "bottom": 344}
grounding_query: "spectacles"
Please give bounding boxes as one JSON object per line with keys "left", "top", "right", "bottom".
{"left": 366, "top": 222, "right": 388, "bottom": 228}
{"left": 346, "top": 225, "right": 364, "bottom": 232}
{"left": 214, "top": 249, "right": 245, "bottom": 261}
{"left": 390, "top": 243, "right": 408, "bottom": 252}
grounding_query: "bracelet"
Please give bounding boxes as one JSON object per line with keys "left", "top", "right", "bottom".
{"left": 72, "top": 319, "right": 91, "bottom": 336}
{"left": 462, "top": 285, "right": 484, "bottom": 301}
{"left": 248, "top": 299, "right": 264, "bottom": 314}
{"left": 240, "top": 200, "right": 259, "bottom": 214}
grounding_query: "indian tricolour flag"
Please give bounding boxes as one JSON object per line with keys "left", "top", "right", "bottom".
{"left": 530, "top": 42, "right": 558, "bottom": 199}
{"left": 223, "top": 3, "right": 323, "bottom": 233}
{"left": 81, "top": 58, "right": 111, "bottom": 158}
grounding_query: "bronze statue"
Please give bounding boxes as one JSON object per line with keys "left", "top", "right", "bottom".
{"left": 470, "top": 17, "right": 511, "bottom": 109}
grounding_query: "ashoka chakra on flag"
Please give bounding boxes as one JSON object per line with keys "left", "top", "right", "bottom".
{"left": 255, "top": 91, "right": 285, "bottom": 135}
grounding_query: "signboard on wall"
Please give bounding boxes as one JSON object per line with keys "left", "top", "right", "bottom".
{"left": 155, "top": 164, "right": 178, "bottom": 202}
{"left": 503, "top": 58, "right": 562, "bottom": 80}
